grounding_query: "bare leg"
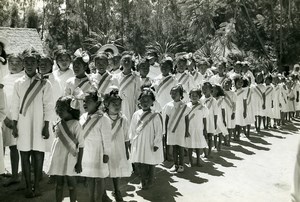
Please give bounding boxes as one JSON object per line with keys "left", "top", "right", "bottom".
{"left": 66, "top": 176, "right": 77, "bottom": 202}
{"left": 56, "top": 176, "right": 64, "bottom": 202}
{"left": 32, "top": 151, "right": 44, "bottom": 196}
{"left": 20, "top": 151, "right": 33, "bottom": 198}
{"left": 188, "top": 149, "right": 193, "bottom": 166}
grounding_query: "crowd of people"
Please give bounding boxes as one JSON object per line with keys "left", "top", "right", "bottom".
{"left": 0, "top": 41, "right": 299, "bottom": 202}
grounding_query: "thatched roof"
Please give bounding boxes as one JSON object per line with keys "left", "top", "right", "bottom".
{"left": 0, "top": 27, "right": 44, "bottom": 55}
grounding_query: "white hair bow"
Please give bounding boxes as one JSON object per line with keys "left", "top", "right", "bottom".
{"left": 70, "top": 87, "right": 85, "bottom": 110}
{"left": 74, "top": 48, "right": 90, "bottom": 63}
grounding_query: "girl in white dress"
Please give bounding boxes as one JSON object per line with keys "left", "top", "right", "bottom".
{"left": 0, "top": 88, "right": 6, "bottom": 175}
{"left": 174, "top": 56, "right": 195, "bottom": 102}
{"left": 200, "top": 82, "right": 218, "bottom": 156}
{"left": 80, "top": 91, "right": 111, "bottom": 202}
{"left": 185, "top": 88, "right": 208, "bottom": 167}
{"left": 234, "top": 75, "right": 248, "bottom": 140}
{"left": 222, "top": 78, "right": 236, "bottom": 146}
{"left": 262, "top": 75, "right": 274, "bottom": 129}
{"left": 113, "top": 52, "right": 141, "bottom": 122}
{"left": 11, "top": 48, "right": 53, "bottom": 198}
{"left": 212, "top": 85, "right": 228, "bottom": 151}
{"left": 163, "top": 84, "right": 188, "bottom": 172}
{"left": 271, "top": 74, "right": 281, "bottom": 128}
{"left": 129, "top": 88, "right": 164, "bottom": 189}
{"left": 65, "top": 50, "right": 92, "bottom": 114}
{"left": 103, "top": 89, "right": 132, "bottom": 201}
{"left": 2, "top": 53, "right": 24, "bottom": 186}
{"left": 48, "top": 96, "right": 83, "bottom": 202}
{"left": 252, "top": 73, "right": 266, "bottom": 132}
{"left": 137, "top": 58, "right": 153, "bottom": 86}
{"left": 53, "top": 49, "right": 74, "bottom": 92}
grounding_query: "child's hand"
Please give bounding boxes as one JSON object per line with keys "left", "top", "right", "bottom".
{"left": 12, "top": 125, "right": 18, "bottom": 138}
{"left": 231, "top": 113, "right": 235, "bottom": 120}
{"left": 153, "top": 146, "right": 159, "bottom": 152}
{"left": 297, "top": 99, "right": 299, "bottom": 102}
{"left": 126, "top": 150, "right": 129, "bottom": 160}
{"left": 262, "top": 104, "right": 265, "bottom": 110}
{"left": 42, "top": 125, "right": 50, "bottom": 139}
{"left": 75, "top": 162, "right": 82, "bottom": 173}
{"left": 279, "top": 103, "right": 282, "bottom": 108}
{"left": 0, "top": 57, "right": 5, "bottom": 63}
{"left": 0, "top": 84, "right": 3, "bottom": 89}
{"left": 103, "top": 155, "right": 109, "bottom": 163}
{"left": 223, "top": 121, "right": 227, "bottom": 127}
{"left": 203, "top": 130, "right": 207, "bottom": 139}
{"left": 243, "top": 111, "right": 247, "bottom": 118}
{"left": 4, "top": 117, "right": 13, "bottom": 129}
{"left": 185, "top": 131, "right": 190, "bottom": 138}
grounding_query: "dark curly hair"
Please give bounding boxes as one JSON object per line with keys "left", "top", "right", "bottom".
{"left": 55, "top": 96, "right": 80, "bottom": 120}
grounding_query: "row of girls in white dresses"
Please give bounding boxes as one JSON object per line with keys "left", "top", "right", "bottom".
{"left": 1, "top": 48, "right": 300, "bottom": 183}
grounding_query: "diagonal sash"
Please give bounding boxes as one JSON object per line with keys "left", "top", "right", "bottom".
{"left": 224, "top": 93, "right": 234, "bottom": 108}
{"left": 237, "top": 89, "right": 244, "bottom": 96}
{"left": 255, "top": 86, "right": 264, "bottom": 99}
{"left": 97, "top": 72, "right": 110, "bottom": 88}
{"left": 265, "top": 86, "right": 273, "bottom": 97}
{"left": 171, "top": 104, "right": 187, "bottom": 133}
{"left": 19, "top": 79, "right": 46, "bottom": 116}
{"left": 120, "top": 73, "right": 135, "bottom": 92}
{"left": 111, "top": 117, "right": 123, "bottom": 140}
{"left": 76, "top": 77, "right": 90, "bottom": 92}
{"left": 178, "top": 73, "right": 189, "bottom": 84}
{"left": 217, "top": 98, "right": 223, "bottom": 107}
{"left": 205, "top": 98, "right": 213, "bottom": 109}
{"left": 82, "top": 115, "right": 102, "bottom": 139}
{"left": 194, "top": 72, "right": 200, "bottom": 81}
{"left": 188, "top": 103, "right": 202, "bottom": 122}
{"left": 57, "top": 121, "right": 79, "bottom": 157}
{"left": 136, "top": 112, "right": 158, "bottom": 133}
{"left": 157, "top": 76, "right": 172, "bottom": 93}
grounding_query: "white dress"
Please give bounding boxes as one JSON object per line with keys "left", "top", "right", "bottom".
{"left": 44, "top": 73, "right": 63, "bottom": 152}
{"left": 80, "top": 112, "right": 111, "bottom": 178}
{"left": 174, "top": 71, "right": 196, "bottom": 102}
{"left": 235, "top": 87, "right": 248, "bottom": 127}
{"left": 90, "top": 71, "right": 118, "bottom": 96}
{"left": 185, "top": 102, "right": 208, "bottom": 149}
{"left": 11, "top": 74, "right": 54, "bottom": 152}
{"left": 191, "top": 71, "right": 204, "bottom": 88}
{"left": 129, "top": 109, "right": 164, "bottom": 165}
{"left": 107, "top": 113, "right": 132, "bottom": 177}
{"left": 252, "top": 84, "right": 266, "bottom": 116}
{"left": 0, "top": 89, "right": 6, "bottom": 174}
{"left": 223, "top": 90, "right": 237, "bottom": 129}
{"left": 0, "top": 62, "right": 8, "bottom": 85}
{"left": 113, "top": 71, "right": 141, "bottom": 122}
{"left": 279, "top": 84, "right": 289, "bottom": 113}
{"left": 152, "top": 74, "right": 177, "bottom": 110}
{"left": 65, "top": 76, "right": 93, "bottom": 114}
{"left": 200, "top": 96, "right": 218, "bottom": 134}
{"left": 2, "top": 71, "right": 24, "bottom": 147}
{"left": 215, "top": 97, "right": 228, "bottom": 135}
{"left": 48, "top": 120, "right": 84, "bottom": 176}
{"left": 53, "top": 68, "right": 74, "bottom": 94}
{"left": 163, "top": 101, "right": 189, "bottom": 147}
{"left": 262, "top": 85, "right": 274, "bottom": 118}
{"left": 272, "top": 85, "right": 281, "bottom": 119}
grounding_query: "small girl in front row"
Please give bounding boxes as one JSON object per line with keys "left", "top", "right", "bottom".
{"left": 80, "top": 91, "right": 111, "bottom": 202}
{"left": 129, "top": 88, "right": 164, "bottom": 189}
{"left": 163, "top": 84, "right": 189, "bottom": 172}
{"left": 103, "top": 89, "right": 132, "bottom": 201}
{"left": 48, "top": 96, "right": 84, "bottom": 202}
{"left": 185, "top": 88, "right": 208, "bottom": 167}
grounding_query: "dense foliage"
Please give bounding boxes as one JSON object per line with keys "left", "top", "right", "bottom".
{"left": 1, "top": 0, "right": 300, "bottom": 69}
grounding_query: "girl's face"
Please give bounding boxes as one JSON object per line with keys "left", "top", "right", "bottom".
{"left": 212, "top": 87, "right": 218, "bottom": 98}
{"left": 139, "top": 64, "right": 149, "bottom": 78}
{"left": 73, "top": 60, "right": 87, "bottom": 77}
{"left": 198, "top": 64, "right": 208, "bottom": 74}
{"left": 108, "top": 99, "right": 122, "bottom": 115}
{"left": 234, "top": 64, "right": 242, "bottom": 73}
{"left": 202, "top": 85, "right": 211, "bottom": 96}
{"left": 218, "top": 64, "right": 225, "bottom": 74}
{"left": 56, "top": 55, "right": 71, "bottom": 71}
{"left": 272, "top": 77, "right": 279, "bottom": 85}
{"left": 83, "top": 96, "right": 99, "bottom": 114}
{"left": 256, "top": 75, "right": 264, "bottom": 84}
{"left": 139, "top": 95, "right": 154, "bottom": 111}
{"left": 265, "top": 78, "right": 271, "bottom": 85}
{"left": 189, "top": 91, "right": 200, "bottom": 103}
{"left": 176, "top": 60, "right": 186, "bottom": 73}
{"left": 23, "top": 57, "right": 38, "bottom": 76}
{"left": 8, "top": 57, "right": 23, "bottom": 74}
{"left": 236, "top": 78, "right": 243, "bottom": 89}
{"left": 223, "top": 80, "right": 232, "bottom": 91}
{"left": 160, "top": 64, "right": 171, "bottom": 76}
{"left": 95, "top": 57, "right": 108, "bottom": 74}
{"left": 121, "top": 55, "right": 132, "bottom": 71}
{"left": 170, "top": 89, "right": 182, "bottom": 102}
{"left": 187, "top": 61, "right": 195, "bottom": 72}
{"left": 39, "top": 59, "right": 52, "bottom": 75}
{"left": 57, "top": 108, "right": 72, "bottom": 120}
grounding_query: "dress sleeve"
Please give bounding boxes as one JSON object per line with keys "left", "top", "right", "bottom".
{"left": 0, "top": 89, "right": 6, "bottom": 122}
{"left": 101, "top": 115, "right": 112, "bottom": 155}
{"left": 153, "top": 113, "right": 163, "bottom": 147}
{"left": 11, "top": 80, "right": 20, "bottom": 121}
{"left": 75, "top": 121, "right": 84, "bottom": 148}
{"left": 64, "top": 79, "right": 72, "bottom": 96}
{"left": 122, "top": 116, "right": 130, "bottom": 142}
{"left": 43, "top": 80, "right": 54, "bottom": 121}
{"left": 128, "top": 112, "right": 137, "bottom": 142}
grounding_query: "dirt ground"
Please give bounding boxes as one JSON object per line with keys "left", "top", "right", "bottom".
{"left": 0, "top": 122, "right": 299, "bottom": 202}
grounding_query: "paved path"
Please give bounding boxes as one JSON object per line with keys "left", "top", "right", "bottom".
{"left": 1, "top": 122, "right": 299, "bottom": 202}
